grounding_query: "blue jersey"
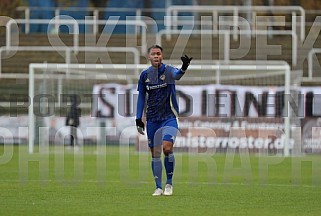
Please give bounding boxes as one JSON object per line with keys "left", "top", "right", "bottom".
{"left": 136, "top": 63, "right": 185, "bottom": 122}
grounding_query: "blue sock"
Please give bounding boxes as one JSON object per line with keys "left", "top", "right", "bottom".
{"left": 151, "top": 157, "right": 162, "bottom": 189}
{"left": 164, "top": 153, "right": 175, "bottom": 185}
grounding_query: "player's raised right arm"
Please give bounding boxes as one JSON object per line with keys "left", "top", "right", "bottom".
{"left": 181, "top": 54, "right": 193, "bottom": 72}
{"left": 173, "top": 54, "right": 193, "bottom": 80}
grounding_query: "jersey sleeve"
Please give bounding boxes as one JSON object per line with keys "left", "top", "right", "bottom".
{"left": 136, "top": 73, "right": 146, "bottom": 119}
{"left": 171, "top": 67, "right": 185, "bottom": 80}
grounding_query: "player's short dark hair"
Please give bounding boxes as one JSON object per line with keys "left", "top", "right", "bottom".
{"left": 148, "top": 45, "right": 163, "bottom": 53}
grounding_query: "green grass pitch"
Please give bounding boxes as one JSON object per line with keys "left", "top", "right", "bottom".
{"left": 0, "top": 145, "right": 321, "bottom": 216}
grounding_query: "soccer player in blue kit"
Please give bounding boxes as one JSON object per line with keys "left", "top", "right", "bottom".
{"left": 135, "top": 45, "right": 192, "bottom": 196}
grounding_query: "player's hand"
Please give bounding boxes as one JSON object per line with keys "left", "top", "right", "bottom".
{"left": 135, "top": 119, "right": 145, "bottom": 135}
{"left": 181, "top": 54, "right": 193, "bottom": 71}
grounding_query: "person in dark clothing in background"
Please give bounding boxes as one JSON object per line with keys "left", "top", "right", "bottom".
{"left": 66, "top": 94, "right": 81, "bottom": 147}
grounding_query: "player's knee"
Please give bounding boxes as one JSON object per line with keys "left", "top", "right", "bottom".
{"left": 150, "top": 146, "right": 162, "bottom": 158}
{"left": 163, "top": 149, "right": 172, "bottom": 156}
{"left": 163, "top": 142, "right": 173, "bottom": 156}
{"left": 152, "top": 152, "right": 162, "bottom": 158}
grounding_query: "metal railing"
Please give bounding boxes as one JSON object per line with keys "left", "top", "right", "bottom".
{"left": 0, "top": 46, "right": 140, "bottom": 75}
{"left": 306, "top": 48, "right": 321, "bottom": 82}
{"left": 5, "top": 18, "right": 148, "bottom": 54}
{"left": 165, "top": 5, "right": 305, "bottom": 42}
{"left": 6, "top": 5, "right": 318, "bottom": 81}
{"left": 157, "top": 29, "right": 297, "bottom": 67}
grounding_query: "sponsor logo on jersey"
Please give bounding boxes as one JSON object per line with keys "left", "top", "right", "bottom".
{"left": 146, "top": 83, "right": 167, "bottom": 90}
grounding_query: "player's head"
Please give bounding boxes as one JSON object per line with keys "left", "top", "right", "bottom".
{"left": 148, "top": 45, "right": 163, "bottom": 68}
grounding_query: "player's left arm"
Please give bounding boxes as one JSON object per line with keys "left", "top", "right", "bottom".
{"left": 135, "top": 76, "right": 146, "bottom": 135}
{"left": 173, "top": 54, "right": 193, "bottom": 80}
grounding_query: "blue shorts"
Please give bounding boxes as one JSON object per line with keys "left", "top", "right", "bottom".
{"left": 146, "top": 118, "right": 179, "bottom": 148}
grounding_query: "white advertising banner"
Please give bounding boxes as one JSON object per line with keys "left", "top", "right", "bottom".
{"left": 90, "top": 84, "right": 321, "bottom": 153}
{"left": 92, "top": 83, "right": 321, "bottom": 118}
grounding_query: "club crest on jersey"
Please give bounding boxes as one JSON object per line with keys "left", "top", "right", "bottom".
{"left": 160, "top": 74, "right": 166, "bottom": 80}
